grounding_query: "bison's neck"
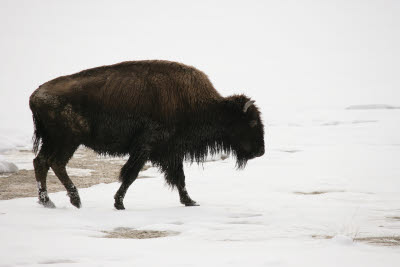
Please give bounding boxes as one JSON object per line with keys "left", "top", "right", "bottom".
{"left": 174, "top": 101, "right": 232, "bottom": 163}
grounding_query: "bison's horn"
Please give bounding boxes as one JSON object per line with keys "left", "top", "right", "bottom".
{"left": 243, "top": 100, "right": 255, "bottom": 113}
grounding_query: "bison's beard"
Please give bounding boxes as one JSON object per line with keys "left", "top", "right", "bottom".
{"left": 234, "top": 152, "right": 249, "bottom": 169}
{"left": 181, "top": 139, "right": 249, "bottom": 169}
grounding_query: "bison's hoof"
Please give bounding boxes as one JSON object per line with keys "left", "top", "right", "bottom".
{"left": 38, "top": 199, "right": 56, "bottom": 209}
{"left": 70, "top": 197, "right": 81, "bottom": 209}
{"left": 183, "top": 201, "right": 199, "bottom": 207}
{"left": 68, "top": 191, "right": 81, "bottom": 208}
{"left": 114, "top": 202, "right": 125, "bottom": 210}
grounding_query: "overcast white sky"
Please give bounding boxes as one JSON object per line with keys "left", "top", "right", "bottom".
{"left": 0, "top": 0, "right": 399, "bottom": 131}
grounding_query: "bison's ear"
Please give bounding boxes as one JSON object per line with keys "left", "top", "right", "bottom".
{"left": 243, "top": 100, "right": 255, "bottom": 113}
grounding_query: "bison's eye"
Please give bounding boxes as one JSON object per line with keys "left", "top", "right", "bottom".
{"left": 249, "top": 120, "right": 257, "bottom": 127}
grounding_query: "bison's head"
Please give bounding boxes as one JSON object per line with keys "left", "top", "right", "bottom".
{"left": 225, "top": 95, "right": 265, "bottom": 168}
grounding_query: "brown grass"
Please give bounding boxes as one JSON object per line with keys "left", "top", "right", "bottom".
{"left": 101, "top": 227, "right": 179, "bottom": 239}
{"left": 354, "top": 236, "right": 400, "bottom": 246}
{"left": 311, "top": 235, "right": 400, "bottom": 246}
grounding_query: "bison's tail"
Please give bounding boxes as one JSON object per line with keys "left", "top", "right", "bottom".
{"left": 30, "top": 88, "right": 47, "bottom": 155}
{"left": 32, "top": 113, "right": 44, "bottom": 155}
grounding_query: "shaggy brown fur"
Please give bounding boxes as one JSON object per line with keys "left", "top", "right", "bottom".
{"left": 29, "top": 60, "right": 265, "bottom": 210}
{"left": 40, "top": 60, "right": 221, "bottom": 122}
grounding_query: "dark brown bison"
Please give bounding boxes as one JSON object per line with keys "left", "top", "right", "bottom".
{"left": 29, "top": 60, "right": 265, "bottom": 209}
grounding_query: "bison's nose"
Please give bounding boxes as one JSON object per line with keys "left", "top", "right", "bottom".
{"left": 256, "top": 147, "right": 265, "bottom": 157}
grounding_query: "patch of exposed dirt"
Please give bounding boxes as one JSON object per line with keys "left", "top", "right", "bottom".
{"left": 311, "top": 235, "right": 400, "bottom": 246}
{"left": 101, "top": 227, "right": 179, "bottom": 239}
{"left": 355, "top": 236, "right": 400, "bottom": 246}
{"left": 311, "top": 235, "right": 334, "bottom": 239}
{"left": 0, "top": 148, "right": 152, "bottom": 200}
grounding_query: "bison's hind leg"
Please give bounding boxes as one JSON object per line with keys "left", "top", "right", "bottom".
{"left": 34, "top": 143, "right": 55, "bottom": 208}
{"left": 114, "top": 152, "right": 148, "bottom": 210}
{"left": 49, "top": 143, "right": 81, "bottom": 208}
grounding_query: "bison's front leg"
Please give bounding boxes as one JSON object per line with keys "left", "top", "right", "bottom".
{"left": 178, "top": 186, "right": 199, "bottom": 206}
{"left": 163, "top": 161, "right": 199, "bottom": 206}
{"left": 114, "top": 152, "right": 148, "bottom": 210}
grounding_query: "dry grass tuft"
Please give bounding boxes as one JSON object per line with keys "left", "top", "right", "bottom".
{"left": 354, "top": 236, "right": 400, "bottom": 246}
{"left": 311, "top": 234, "right": 400, "bottom": 246}
{"left": 101, "top": 227, "right": 179, "bottom": 239}
{"left": 311, "top": 235, "right": 333, "bottom": 239}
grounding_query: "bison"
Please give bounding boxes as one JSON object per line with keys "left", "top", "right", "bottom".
{"left": 29, "top": 60, "right": 265, "bottom": 209}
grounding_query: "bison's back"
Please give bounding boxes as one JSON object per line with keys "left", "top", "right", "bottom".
{"left": 36, "top": 60, "right": 222, "bottom": 121}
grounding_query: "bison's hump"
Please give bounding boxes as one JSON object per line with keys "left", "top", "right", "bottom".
{"left": 33, "top": 60, "right": 222, "bottom": 121}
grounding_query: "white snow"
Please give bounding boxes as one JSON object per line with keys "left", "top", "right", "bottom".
{"left": 1, "top": 0, "right": 399, "bottom": 266}
{"left": 346, "top": 104, "right": 400, "bottom": 110}
{"left": 0, "top": 159, "right": 18, "bottom": 174}
{"left": 0, "top": 108, "right": 399, "bottom": 266}
{"left": 0, "top": 128, "right": 33, "bottom": 173}
{"left": 1, "top": 149, "right": 35, "bottom": 171}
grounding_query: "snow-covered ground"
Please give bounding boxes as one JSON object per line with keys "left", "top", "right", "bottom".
{"left": 1, "top": 0, "right": 399, "bottom": 266}
{"left": 1, "top": 107, "right": 399, "bottom": 266}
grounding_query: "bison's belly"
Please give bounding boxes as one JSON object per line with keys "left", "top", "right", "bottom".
{"left": 81, "top": 111, "right": 154, "bottom": 156}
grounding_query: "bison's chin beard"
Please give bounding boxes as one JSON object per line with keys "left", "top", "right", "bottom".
{"left": 235, "top": 153, "right": 249, "bottom": 169}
